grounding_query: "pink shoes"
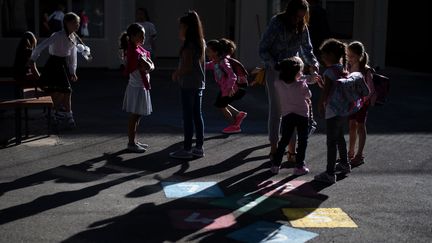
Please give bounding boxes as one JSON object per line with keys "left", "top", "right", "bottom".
{"left": 222, "top": 125, "right": 241, "bottom": 134}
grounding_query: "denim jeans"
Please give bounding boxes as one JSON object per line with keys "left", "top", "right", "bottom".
{"left": 273, "top": 113, "right": 309, "bottom": 168}
{"left": 326, "top": 116, "right": 348, "bottom": 175}
{"left": 181, "top": 88, "right": 204, "bottom": 150}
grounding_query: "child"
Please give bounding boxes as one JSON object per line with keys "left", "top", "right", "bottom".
{"left": 170, "top": 11, "right": 206, "bottom": 159}
{"left": 13, "top": 31, "right": 40, "bottom": 95}
{"left": 270, "top": 56, "right": 316, "bottom": 175}
{"left": 30, "top": 12, "right": 87, "bottom": 129}
{"left": 347, "top": 41, "right": 375, "bottom": 166}
{"left": 119, "top": 23, "right": 155, "bottom": 153}
{"left": 206, "top": 39, "right": 247, "bottom": 134}
{"left": 315, "top": 38, "right": 351, "bottom": 184}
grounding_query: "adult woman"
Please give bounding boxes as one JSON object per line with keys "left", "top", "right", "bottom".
{"left": 259, "top": 0, "right": 319, "bottom": 159}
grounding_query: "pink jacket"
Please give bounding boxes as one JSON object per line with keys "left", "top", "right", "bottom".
{"left": 206, "top": 58, "right": 238, "bottom": 97}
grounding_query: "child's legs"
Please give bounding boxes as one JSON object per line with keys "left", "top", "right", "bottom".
{"left": 227, "top": 105, "right": 240, "bottom": 118}
{"left": 336, "top": 119, "right": 348, "bottom": 163}
{"left": 193, "top": 89, "right": 204, "bottom": 149}
{"left": 288, "top": 131, "right": 296, "bottom": 154}
{"left": 295, "top": 116, "right": 309, "bottom": 168}
{"left": 220, "top": 107, "right": 235, "bottom": 124}
{"left": 356, "top": 122, "right": 367, "bottom": 156}
{"left": 265, "top": 70, "right": 281, "bottom": 152}
{"left": 273, "top": 114, "right": 295, "bottom": 166}
{"left": 62, "top": 92, "right": 72, "bottom": 112}
{"left": 326, "top": 117, "right": 342, "bottom": 175}
{"left": 128, "top": 113, "right": 141, "bottom": 144}
{"left": 50, "top": 92, "right": 63, "bottom": 111}
{"left": 348, "top": 119, "right": 357, "bottom": 157}
{"left": 181, "top": 89, "right": 195, "bottom": 150}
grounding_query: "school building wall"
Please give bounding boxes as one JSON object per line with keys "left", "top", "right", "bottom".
{"left": 0, "top": 0, "right": 389, "bottom": 70}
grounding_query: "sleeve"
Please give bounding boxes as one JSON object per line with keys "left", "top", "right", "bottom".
{"left": 300, "top": 26, "right": 319, "bottom": 69}
{"left": 259, "top": 17, "right": 278, "bottom": 68}
{"left": 30, "top": 32, "right": 58, "bottom": 61}
{"left": 302, "top": 81, "right": 312, "bottom": 99}
{"left": 205, "top": 61, "right": 214, "bottom": 70}
{"left": 219, "top": 58, "right": 237, "bottom": 96}
{"left": 150, "top": 22, "right": 157, "bottom": 37}
{"left": 67, "top": 45, "right": 77, "bottom": 75}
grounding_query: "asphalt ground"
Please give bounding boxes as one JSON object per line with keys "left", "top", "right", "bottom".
{"left": 0, "top": 67, "right": 431, "bottom": 242}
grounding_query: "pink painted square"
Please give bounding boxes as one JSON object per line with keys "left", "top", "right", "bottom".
{"left": 169, "top": 209, "right": 236, "bottom": 230}
{"left": 257, "top": 180, "right": 318, "bottom": 198}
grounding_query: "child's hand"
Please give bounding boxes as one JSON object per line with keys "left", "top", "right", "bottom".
{"left": 228, "top": 88, "right": 236, "bottom": 97}
{"left": 70, "top": 74, "right": 78, "bottom": 82}
{"left": 172, "top": 70, "right": 180, "bottom": 81}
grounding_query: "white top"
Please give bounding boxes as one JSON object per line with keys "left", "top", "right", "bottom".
{"left": 128, "top": 69, "right": 150, "bottom": 88}
{"left": 275, "top": 78, "right": 312, "bottom": 118}
{"left": 137, "top": 21, "right": 157, "bottom": 52}
{"left": 48, "top": 11, "right": 65, "bottom": 22}
{"left": 31, "top": 30, "right": 78, "bottom": 75}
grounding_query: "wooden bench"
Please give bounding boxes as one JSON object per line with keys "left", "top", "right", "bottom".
{"left": 0, "top": 96, "right": 53, "bottom": 145}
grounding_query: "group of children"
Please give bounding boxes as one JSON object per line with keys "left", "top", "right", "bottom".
{"left": 14, "top": 10, "right": 374, "bottom": 184}
{"left": 270, "top": 38, "right": 375, "bottom": 184}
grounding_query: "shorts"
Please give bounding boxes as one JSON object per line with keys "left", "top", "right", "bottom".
{"left": 214, "top": 88, "right": 246, "bottom": 108}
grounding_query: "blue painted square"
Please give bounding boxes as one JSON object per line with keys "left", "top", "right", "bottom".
{"left": 227, "top": 221, "right": 318, "bottom": 243}
{"left": 162, "top": 182, "right": 224, "bottom": 198}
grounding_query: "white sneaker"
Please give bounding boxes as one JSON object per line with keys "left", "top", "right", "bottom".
{"left": 127, "top": 143, "right": 146, "bottom": 153}
{"left": 136, "top": 142, "right": 149, "bottom": 149}
{"left": 270, "top": 165, "right": 280, "bottom": 174}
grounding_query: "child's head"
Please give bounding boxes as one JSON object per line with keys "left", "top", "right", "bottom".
{"left": 347, "top": 41, "right": 369, "bottom": 70}
{"left": 219, "top": 38, "right": 236, "bottom": 56}
{"left": 18, "top": 31, "right": 37, "bottom": 50}
{"left": 319, "top": 38, "right": 347, "bottom": 67}
{"left": 119, "top": 23, "right": 145, "bottom": 50}
{"left": 275, "top": 56, "right": 304, "bottom": 83}
{"left": 63, "top": 12, "right": 80, "bottom": 35}
{"left": 206, "top": 40, "right": 222, "bottom": 61}
{"left": 179, "top": 11, "right": 205, "bottom": 59}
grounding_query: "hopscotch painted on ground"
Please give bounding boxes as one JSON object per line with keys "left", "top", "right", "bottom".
{"left": 161, "top": 180, "right": 358, "bottom": 242}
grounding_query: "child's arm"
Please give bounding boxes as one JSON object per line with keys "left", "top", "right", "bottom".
{"left": 138, "top": 54, "right": 154, "bottom": 72}
{"left": 172, "top": 48, "right": 193, "bottom": 81}
{"left": 219, "top": 58, "right": 237, "bottom": 97}
{"left": 318, "top": 75, "right": 333, "bottom": 116}
{"left": 30, "top": 32, "right": 59, "bottom": 62}
{"left": 67, "top": 44, "right": 78, "bottom": 81}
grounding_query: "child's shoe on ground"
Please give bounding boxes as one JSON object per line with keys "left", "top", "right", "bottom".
{"left": 350, "top": 155, "right": 364, "bottom": 167}
{"left": 234, "top": 112, "right": 247, "bottom": 126}
{"left": 335, "top": 162, "right": 352, "bottom": 174}
{"left": 169, "top": 149, "right": 193, "bottom": 159}
{"left": 222, "top": 125, "right": 241, "bottom": 134}
{"left": 136, "top": 142, "right": 149, "bottom": 149}
{"left": 270, "top": 164, "right": 281, "bottom": 174}
{"left": 127, "top": 143, "right": 147, "bottom": 153}
{"left": 314, "top": 172, "right": 336, "bottom": 184}
{"left": 293, "top": 166, "right": 310, "bottom": 176}
{"left": 191, "top": 147, "right": 205, "bottom": 158}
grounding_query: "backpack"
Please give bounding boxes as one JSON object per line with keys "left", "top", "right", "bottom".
{"left": 227, "top": 57, "right": 249, "bottom": 87}
{"left": 370, "top": 68, "right": 390, "bottom": 106}
{"left": 328, "top": 71, "right": 370, "bottom": 117}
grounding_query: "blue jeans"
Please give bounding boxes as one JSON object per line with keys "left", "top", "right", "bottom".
{"left": 326, "top": 116, "right": 348, "bottom": 175}
{"left": 181, "top": 88, "right": 204, "bottom": 150}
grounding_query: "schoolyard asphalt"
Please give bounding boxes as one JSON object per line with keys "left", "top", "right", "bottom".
{"left": 0, "top": 66, "right": 431, "bottom": 242}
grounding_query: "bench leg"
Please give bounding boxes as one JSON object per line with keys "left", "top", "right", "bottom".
{"left": 15, "top": 108, "right": 22, "bottom": 145}
{"left": 25, "top": 108, "right": 29, "bottom": 138}
{"left": 47, "top": 107, "right": 51, "bottom": 135}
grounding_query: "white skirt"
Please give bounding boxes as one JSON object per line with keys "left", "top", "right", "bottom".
{"left": 122, "top": 85, "right": 152, "bottom": 115}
